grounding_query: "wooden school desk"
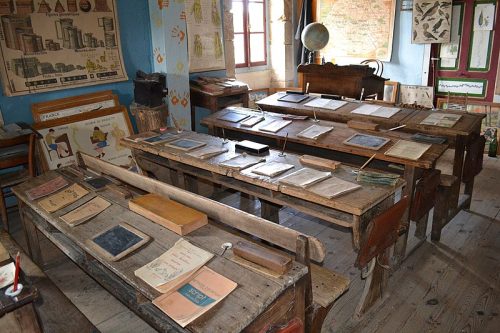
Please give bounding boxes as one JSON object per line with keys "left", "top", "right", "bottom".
{"left": 256, "top": 93, "right": 485, "bottom": 207}
{"left": 13, "top": 155, "right": 350, "bottom": 332}
{"left": 121, "top": 130, "right": 405, "bottom": 250}
{"left": 201, "top": 108, "right": 448, "bottom": 258}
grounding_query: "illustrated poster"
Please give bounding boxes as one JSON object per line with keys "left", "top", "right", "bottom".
{"left": 0, "top": 0, "right": 127, "bottom": 96}
{"left": 36, "top": 111, "right": 132, "bottom": 170}
{"left": 185, "top": 0, "right": 225, "bottom": 72}
{"left": 318, "top": 0, "right": 396, "bottom": 61}
{"left": 412, "top": 0, "right": 452, "bottom": 44}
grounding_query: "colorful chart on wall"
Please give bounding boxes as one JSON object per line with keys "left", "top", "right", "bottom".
{"left": 0, "top": 0, "right": 127, "bottom": 96}
{"left": 33, "top": 106, "right": 132, "bottom": 170}
{"left": 317, "top": 0, "right": 396, "bottom": 61}
{"left": 186, "top": 0, "right": 225, "bottom": 72}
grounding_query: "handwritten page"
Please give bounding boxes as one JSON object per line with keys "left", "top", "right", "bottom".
{"left": 60, "top": 196, "right": 111, "bottom": 226}
{"left": 0, "top": 262, "right": 15, "bottom": 289}
{"left": 351, "top": 104, "right": 400, "bottom": 118}
{"left": 26, "top": 176, "right": 69, "bottom": 201}
{"left": 278, "top": 168, "right": 331, "bottom": 188}
{"left": 259, "top": 120, "right": 292, "bottom": 133}
{"left": 220, "top": 154, "right": 266, "bottom": 170}
{"left": 304, "top": 98, "right": 347, "bottom": 110}
{"left": 306, "top": 176, "right": 361, "bottom": 199}
{"left": 384, "top": 140, "right": 431, "bottom": 161}
{"left": 251, "top": 161, "right": 295, "bottom": 177}
{"left": 38, "top": 184, "right": 89, "bottom": 213}
{"left": 153, "top": 266, "right": 237, "bottom": 327}
{"left": 297, "top": 124, "right": 334, "bottom": 140}
{"left": 420, "top": 113, "right": 462, "bottom": 128}
{"left": 135, "top": 239, "right": 214, "bottom": 293}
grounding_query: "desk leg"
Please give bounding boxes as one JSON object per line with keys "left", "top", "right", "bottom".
{"left": 355, "top": 248, "right": 390, "bottom": 317}
{"left": 18, "top": 202, "right": 44, "bottom": 267}
{"left": 394, "top": 166, "right": 417, "bottom": 264}
{"left": 451, "top": 135, "right": 466, "bottom": 209}
{"left": 260, "top": 199, "right": 281, "bottom": 223}
{"left": 352, "top": 215, "right": 361, "bottom": 250}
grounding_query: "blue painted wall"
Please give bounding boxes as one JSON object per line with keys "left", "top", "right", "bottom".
{"left": 0, "top": 0, "right": 153, "bottom": 125}
{"left": 382, "top": 7, "right": 425, "bottom": 85}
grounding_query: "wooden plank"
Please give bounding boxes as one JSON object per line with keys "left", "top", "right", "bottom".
{"left": 0, "top": 304, "right": 42, "bottom": 333}
{"left": 78, "top": 152, "right": 326, "bottom": 262}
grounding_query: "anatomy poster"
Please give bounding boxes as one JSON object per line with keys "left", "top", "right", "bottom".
{"left": 186, "top": 0, "right": 225, "bottom": 72}
{"left": 0, "top": 0, "right": 127, "bottom": 96}
{"left": 412, "top": 0, "right": 452, "bottom": 44}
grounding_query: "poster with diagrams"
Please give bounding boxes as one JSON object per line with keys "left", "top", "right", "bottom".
{"left": 185, "top": 0, "right": 225, "bottom": 72}
{"left": 412, "top": 0, "right": 452, "bottom": 44}
{"left": 0, "top": 0, "right": 127, "bottom": 96}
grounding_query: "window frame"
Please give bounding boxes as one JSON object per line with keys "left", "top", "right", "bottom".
{"left": 233, "top": 0, "right": 267, "bottom": 68}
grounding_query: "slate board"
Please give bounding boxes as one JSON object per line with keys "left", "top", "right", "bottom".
{"left": 88, "top": 224, "right": 150, "bottom": 261}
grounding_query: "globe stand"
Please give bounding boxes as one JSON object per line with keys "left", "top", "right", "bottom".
{"left": 307, "top": 51, "right": 314, "bottom": 64}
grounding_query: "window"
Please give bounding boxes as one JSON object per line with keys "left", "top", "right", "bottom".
{"left": 232, "top": 0, "right": 267, "bottom": 68}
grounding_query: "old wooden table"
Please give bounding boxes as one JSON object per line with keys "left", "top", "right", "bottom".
{"left": 190, "top": 86, "right": 249, "bottom": 131}
{"left": 121, "top": 130, "right": 404, "bottom": 250}
{"left": 256, "top": 93, "right": 485, "bottom": 205}
{"left": 13, "top": 169, "right": 316, "bottom": 333}
{"left": 201, "top": 108, "right": 449, "bottom": 259}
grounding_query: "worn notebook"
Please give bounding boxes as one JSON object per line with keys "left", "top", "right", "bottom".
{"left": 278, "top": 168, "right": 331, "bottom": 188}
{"left": 240, "top": 115, "right": 265, "bottom": 127}
{"left": 306, "top": 176, "right": 361, "bottom": 199}
{"left": 38, "top": 183, "right": 89, "bottom": 213}
{"left": 251, "top": 161, "right": 295, "bottom": 177}
{"left": 135, "top": 239, "right": 214, "bottom": 293}
{"left": 220, "top": 154, "right": 266, "bottom": 170}
{"left": 235, "top": 140, "right": 269, "bottom": 154}
{"left": 384, "top": 140, "right": 431, "bottom": 161}
{"left": 129, "top": 194, "right": 208, "bottom": 236}
{"left": 26, "top": 176, "right": 69, "bottom": 201}
{"left": 259, "top": 119, "right": 292, "bottom": 133}
{"left": 152, "top": 266, "right": 237, "bottom": 328}
{"left": 186, "top": 146, "right": 228, "bottom": 159}
{"left": 420, "top": 113, "right": 461, "bottom": 128}
{"left": 217, "top": 111, "right": 250, "bottom": 123}
{"left": 303, "top": 98, "right": 347, "bottom": 111}
{"left": 297, "top": 124, "right": 334, "bottom": 140}
{"left": 60, "top": 196, "right": 111, "bottom": 227}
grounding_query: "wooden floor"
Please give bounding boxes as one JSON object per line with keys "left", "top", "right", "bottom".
{"left": 8, "top": 152, "right": 500, "bottom": 332}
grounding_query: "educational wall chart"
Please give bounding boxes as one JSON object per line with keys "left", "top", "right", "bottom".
{"left": 35, "top": 109, "right": 132, "bottom": 170}
{"left": 412, "top": 0, "right": 452, "bottom": 44}
{"left": 318, "top": 0, "right": 396, "bottom": 61}
{"left": 185, "top": 0, "right": 225, "bottom": 72}
{"left": 0, "top": 0, "right": 127, "bottom": 96}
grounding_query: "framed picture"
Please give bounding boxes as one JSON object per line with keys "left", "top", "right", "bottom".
{"left": 32, "top": 90, "right": 119, "bottom": 123}
{"left": 343, "top": 133, "right": 390, "bottom": 150}
{"left": 33, "top": 106, "right": 133, "bottom": 171}
{"left": 383, "top": 81, "right": 399, "bottom": 104}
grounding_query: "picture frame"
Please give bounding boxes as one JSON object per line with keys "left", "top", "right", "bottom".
{"left": 383, "top": 81, "right": 399, "bottom": 104}
{"left": 31, "top": 90, "right": 119, "bottom": 123}
{"left": 343, "top": 133, "right": 390, "bottom": 150}
{"left": 87, "top": 223, "right": 150, "bottom": 261}
{"left": 33, "top": 106, "right": 133, "bottom": 171}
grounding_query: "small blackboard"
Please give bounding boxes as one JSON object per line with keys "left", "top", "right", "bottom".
{"left": 411, "top": 133, "right": 447, "bottom": 144}
{"left": 278, "top": 93, "right": 309, "bottom": 103}
{"left": 85, "top": 177, "right": 111, "bottom": 190}
{"left": 88, "top": 223, "right": 149, "bottom": 261}
{"left": 343, "top": 133, "right": 390, "bottom": 151}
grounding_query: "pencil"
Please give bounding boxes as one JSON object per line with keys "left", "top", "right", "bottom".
{"left": 360, "top": 154, "right": 376, "bottom": 170}
{"left": 13, "top": 252, "right": 20, "bottom": 292}
{"left": 388, "top": 124, "right": 407, "bottom": 131}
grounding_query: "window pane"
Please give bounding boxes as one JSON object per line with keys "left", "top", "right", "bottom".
{"left": 248, "top": 2, "right": 264, "bottom": 32}
{"left": 250, "top": 33, "right": 265, "bottom": 63}
{"left": 234, "top": 34, "right": 246, "bottom": 65}
{"left": 232, "top": 1, "right": 244, "bottom": 33}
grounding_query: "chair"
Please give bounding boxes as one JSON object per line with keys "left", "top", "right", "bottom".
{"left": 0, "top": 133, "right": 36, "bottom": 232}
{"left": 354, "top": 196, "right": 409, "bottom": 316}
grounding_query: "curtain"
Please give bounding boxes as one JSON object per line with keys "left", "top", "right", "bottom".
{"left": 295, "top": 0, "right": 313, "bottom": 64}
